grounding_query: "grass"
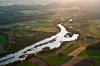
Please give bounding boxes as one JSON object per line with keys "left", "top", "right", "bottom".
{"left": 35, "top": 42, "right": 80, "bottom": 66}
{"left": 78, "top": 21, "right": 100, "bottom": 45}
{"left": 35, "top": 43, "right": 80, "bottom": 66}
{"left": 79, "top": 49, "right": 100, "bottom": 66}
{"left": 32, "top": 19, "right": 58, "bottom": 32}
{"left": 79, "top": 49, "right": 100, "bottom": 59}
{"left": 62, "top": 44, "right": 79, "bottom": 54}
{"left": 33, "top": 24, "right": 57, "bottom": 32}
{"left": 0, "top": 34, "right": 8, "bottom": 45}
{"left": 36, "top": 53, "right": 72, "bottom": 66}
{"left": 16, "top": 61, "right": 38, "bottom": 66}
{"left": 87, "top": 22, "right": 100, "bottom": 37}
{"left": 56, "top": 42, "right": 73, "bottom": 54}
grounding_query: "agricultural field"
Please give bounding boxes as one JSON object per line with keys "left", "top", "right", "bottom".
{"left": 79, "top": 49, "right": 100, "bottom": 66}
{"left": 0, "top": 34, "right": 8, "bottom": 45}
{"left": 36, "top": 53, "right": 72, "bottom": 66}
{"left": 0, "top": 1, "right": 100, "bottom": 66}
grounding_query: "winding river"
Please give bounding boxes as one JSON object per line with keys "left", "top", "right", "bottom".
{"left": 0, "top": 24, "right": 79, "bottom": 66}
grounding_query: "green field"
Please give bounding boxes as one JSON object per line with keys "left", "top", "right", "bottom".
{"left": 33, "top": 19, "right": 57, "bottom": 32}
{"left": 17, "top": 43, "right": 79, "bottom": 66}
{"left": 79, "top": 49, "right": 100, "bottom": 66}
{"left": 35, "top": 42, "right": 80, "bottom": 66}
{"left": 0, "top": 34, "right": 8, "bottom": 45}
{"left": 36, "top": 53, "right": 72, "bottom": 66}
{"left": 62, "top": 43, "right": 79, "bottom": 54}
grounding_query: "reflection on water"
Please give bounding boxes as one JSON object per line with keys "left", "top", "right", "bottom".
{"left": 0, "top": 12, "right": 3, "bottom": 14}
{"left": 0, "top": 24, "right": 79, "bottom": 66}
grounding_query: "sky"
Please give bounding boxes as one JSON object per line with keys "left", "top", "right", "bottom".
{"left": 0, "top": 0, "right": 69, "bottom": 6}
{"left": 0, "top": 0, "right": 99, "bottom": 6}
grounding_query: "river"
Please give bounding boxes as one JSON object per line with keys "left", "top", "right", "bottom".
{"left": 0, "top": 24, "right": 79, "bottom": 66}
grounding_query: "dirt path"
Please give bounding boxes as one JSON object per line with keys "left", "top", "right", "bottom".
{"left": 60, "top": 46, "right": 93, "bottom": 66}
{"left": 28, "top": 56, "right": 48, "bottom": 66}
{"left": 68, "top": 46, "right": 86, "bottom": 57}
{"left": 60, "top": 57, "right": 85, "bottom": 66}
{"left": 60, "top": 57, "right": 93, "bottom": 66}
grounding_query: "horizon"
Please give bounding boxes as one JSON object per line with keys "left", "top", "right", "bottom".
{"left": 0, "top": 0, "right": 99, "bottom": 6}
